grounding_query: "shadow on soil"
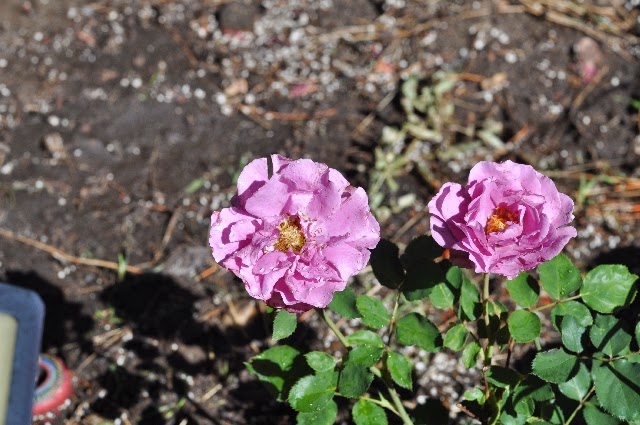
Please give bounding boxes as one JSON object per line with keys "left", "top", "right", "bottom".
{"left": 5, "top": 270, "right": 94, "bottom": 355}
{"left": 95, "top": 272, "right": 306, "bottom": 424}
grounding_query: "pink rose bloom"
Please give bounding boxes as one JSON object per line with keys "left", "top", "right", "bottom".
{"left": 209, "top": 155, "right": 380, "bottom": 313}
{"left": 428, "top": 161, "right": 577, "bottom": 279}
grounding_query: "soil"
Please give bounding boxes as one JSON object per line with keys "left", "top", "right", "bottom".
{"left": 1, "top": 0, "right": 640, "bottom": 424}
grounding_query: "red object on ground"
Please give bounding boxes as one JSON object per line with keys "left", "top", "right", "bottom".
{"left": 32, "top": 355, "right": 74, "bottom": 423}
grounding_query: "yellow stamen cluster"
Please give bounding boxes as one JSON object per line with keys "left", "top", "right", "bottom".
{"left": 274, "top": 215, "right": 306, "bottom": 253}
{"left": 485, "top": 206, "right": 519, "bottom": 235}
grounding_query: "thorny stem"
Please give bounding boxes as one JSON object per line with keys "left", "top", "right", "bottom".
{"left": 529, "top": 294, "right": 583, "bottom": 313}
{"left": 383, "top": 291, "right": 415, "bottom": 425}
{"left": 564, "top": 386, "right": 596, "bottom": 425}
{"left": 481, "top": 273, "right": 492, "bottom": 367}
{"left": 387, "top": 291, "right": 402, "bottom": 344}
{"left": 385, "top": 379, "right": 415, "bottom": 425}
{"left": 360, "top": 394, "right": 398, "bottom": 415}
{"left": 319, "top": 308, "right": 350, "bottom": 348}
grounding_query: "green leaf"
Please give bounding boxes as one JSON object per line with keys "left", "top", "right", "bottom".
{"left": 400, "top": 236, "right": 445, "bottom": 301}
{"left": 338, "top": 363, "right": 374, "bottom": 398}
{"left": 444, "top": 323, "right": 469, "bottom": 351}
{"left": 347, "top": 330, "right": 384, "bottom": 348}
{"left": 288, "top": 374, "right": 335, "bottom": 413}
{"left": 370, "top": 239, "right": 405, "bottom": 289}
{"left": 532, "top": 348, "right": 579, "bottom": 384}
{"left": 551, "top": 300, "right": 593, "bottom": 328}
{"left": 352, "top": 398, "right": 388, "bottom": 425}
{"left": 459, "top": 274, "right": 481, "bottom": 321}
{"left": 272, "top": 310, "right": 297, "bottom": 341}
{"left": 429, "top": 281, "right": 456, "bottom": 309}
{"left": 508, "top": 310, "right": 541, "bottom": 343}
{"left": 538, "top": 254, "right": 582, "bottom": 299}
{"left": 636, "top": 322, "right": 640, "bottom": 347}
{"left": 583, "top": 403, "right": 622, "bottom": 425}
{"left": 246, "top": 345, "right": 305, "bottom": 401}
{"left": 558, "top": 362, "right": 591, "bottom": 401}
{"left": 297, "top": 400, "right": 338, "bottom": 425}
{"left": 387, "top": 352, "right": 413, "bottom": 390}
{"left": 305, "top": 352, "right": 336, "bottom": 373}
{"left": 506, "top": 273, "right": 540, "bottom": 308}
{"left": 560, "top": 314, "right": 586, "bottom": 353}
{"left": 356, "top": 296, "right": 390, "bottom": 329}
{"left": 345, "top": 345, "right": 384, "bottom": 368}
{"left": 464, "top": 387, "right": 486, "bottom": 404}
{"left": 462, "top": 341, "right": 482, "bottom": 368}
{"left": 589, "top": 314, "right": 632, "bottom": 357}
{"left": 592, "top": 360, "right": 640, "bottom": 421}
{"left": 396, "top": 312, "right": 442, "bottom": 352}
{"left": 515, "top": 375, "right": 555, "bottom": 402}
{"left": 328, "top": 289, "right": 361, "bottom": 319}
{"left": 580, "top": 265, "right": 638, "bottom": 313}
{"left": 446, "top": 266, "right": 464, "bottom": 289}
{"left": 486, "top": 366, "right": 522, "bottom": 389}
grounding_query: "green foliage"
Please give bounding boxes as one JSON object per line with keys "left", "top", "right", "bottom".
{"left": 305, "top": 352, "right": 336, "bottom": 373}
{"left": 506, "top": 273, "right": 540, "bottom": 308}
{"left": 272, "top": 310, "right": 297, "bottom": 341}
{"left": 592, "top": 360, "right": 640, "bottom": 421}
{"left": 347, "top": 330, "right": 384, "bottom": 348}
{"left": 356, "top": 295, "right": 390, "bottom": 329}
{"left": 538, "top": 254, "right": 582, "bottom": 300}
{"left": 558, "top": 363, "right": 591, "bottom": 401}
{"left": 462, "top": 341, "right": 482, "bottom": 368}
{"left": 345, "top": 345, "right": 384, "bottom": 368}
{"left": 352, "top": 399, "right": 388, "bottom": 425}
{"left": 589, "top": 314, "right": 632, "bottom": 356}
{"left": 532, "top": 349, "right": 579, "bottom": 384}
{"left": 297, "top": 400, "right": 338, "bottom": 425}
{"left": 328, "top": 288, "right": 361, "bottom": 319}
{"left": 289, "top": 374, "right": 336, "bottom": 413}
{"left": 429, "top": 280, "right": 456, "bottom": 309}
{"left": 245, "top": 345, "right": 306, "bottom": 401}
{"left": 551, "top": 300, "right": 593, "bottom": 328}
{"left": 508, "top": 310, "right": 541, "bottom": 343}
{"left": 560, "top": 314, "right": 586, "bottom": 353}
{"left": 338, "top": 363, "right": 374, "bottom": 398}
{"left": 443, "top": 323, "right": 469, "bottom": 351}
{"left": 396, "top": 312, "right": 442, "bottom": 352}
{"left": 580, "top": 265, "right": 638, "bottom": 313}
{"left": 246, "top": 235, "right": 640, "bottom": 425}
{"left": 458, "top": 273, "right": 481, "bottom": 321}
{"left": 387, "top": 352, "right": 413, "bottom": 390}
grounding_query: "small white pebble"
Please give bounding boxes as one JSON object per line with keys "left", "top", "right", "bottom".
{"left": 582, "top": 115, "right": 591, "bottom": 125}
{"left": 48, "top": 115, "right": 60, "bottom": 127}
{"left": 504, "top": 51, "right": 517, "bottom": 63}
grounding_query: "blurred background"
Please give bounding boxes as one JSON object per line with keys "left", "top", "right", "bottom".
{"left": 1, "top": 0, "right": 640, "bottom": 423}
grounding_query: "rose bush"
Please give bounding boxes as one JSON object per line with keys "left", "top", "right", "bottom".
{"left": 428, "top": 160, "right": 577, "bottom": 278}
{"left": 209, "top": 155, "right": 380, "bottom": 312}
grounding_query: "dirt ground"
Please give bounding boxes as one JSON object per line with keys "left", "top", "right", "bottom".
{"left": 1, "top": 0, "right": 640, "bottom": 424}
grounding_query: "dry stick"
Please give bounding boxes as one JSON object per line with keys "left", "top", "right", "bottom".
{"left": 135, "top": 206, "right": 183, "bottom": 269}
{"left": 0, "top": 227, "right": 144, "bottom": 274}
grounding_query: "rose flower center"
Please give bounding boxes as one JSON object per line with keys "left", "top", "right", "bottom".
{"left": 274, "top": 215, "right": 306, "bottom": 253}
{"left": 485, "top": 206, "right": 519, "bottom": 235}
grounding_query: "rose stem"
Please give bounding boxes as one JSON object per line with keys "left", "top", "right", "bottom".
{"left": 319, "top": 308, "right": 350, "bottom": 348}
{"left": 383, "top": 291, "right": 415, "bottom": 425}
